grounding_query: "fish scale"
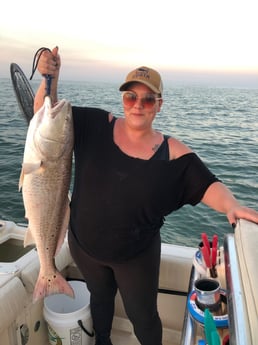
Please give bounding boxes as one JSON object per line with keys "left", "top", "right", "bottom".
{"left": 19, "top": 96, "right": 74, "bottom": 302}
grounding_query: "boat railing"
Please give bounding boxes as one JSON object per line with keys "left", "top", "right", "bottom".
{"left": 180, "top": 265, "right": 199, "bottom": 345}
{"left": 224, "top": 219, "right": 258, "bottom": 345}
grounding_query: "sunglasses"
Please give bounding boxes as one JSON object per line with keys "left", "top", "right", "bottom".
{"left": 122, "top": 91, "right": 162, "bottom": 109}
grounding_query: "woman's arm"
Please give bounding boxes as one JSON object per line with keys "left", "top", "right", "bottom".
{"left": 34, "top": 46, "right": 61, "bottom": 112}
{"left": 201, "top": 181, "right": 258, "bottom": 225}
{"left": 169, "top": 138, "right": 258, "bottom": 226}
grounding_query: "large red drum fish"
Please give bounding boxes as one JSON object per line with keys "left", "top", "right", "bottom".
{"left": 19, "top": 95, "right": 74, "bottom": 302}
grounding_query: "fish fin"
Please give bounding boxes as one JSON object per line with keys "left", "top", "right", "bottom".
{"left": 24, "top": 227, "right": 35, "bottom": 247}
{"left": 19, "top": 160, "right": 44, "bottom": 191}
{"left": 22, "top": 161, "right": 42, "bottom": 175}
{"left": 18, "top": 168, "right": 24, "bottom": 191}
{"left": 33, "top": 270, "right": 74, "bottom": 303}
{"left": 55, "top": 200, "right": 70, "bottom": 256}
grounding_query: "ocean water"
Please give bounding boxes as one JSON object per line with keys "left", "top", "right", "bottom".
{"left": 0, "top": 78, "right": 257, "bottom": 248}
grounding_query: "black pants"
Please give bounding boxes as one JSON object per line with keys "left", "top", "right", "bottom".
{"left": 68, "top": 230, "right": 162, "bottom": 345}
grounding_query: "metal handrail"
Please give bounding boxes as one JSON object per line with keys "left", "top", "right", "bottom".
{"left": 224, "top": 234, "right": 251, "bottom": 345}
{"left": 180, "top": 265, "right": 200, "bottom": 345}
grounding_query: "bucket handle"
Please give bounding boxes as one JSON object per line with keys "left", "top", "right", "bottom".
{"left": 78, "top": 320, "right": 95, "bottom": 337}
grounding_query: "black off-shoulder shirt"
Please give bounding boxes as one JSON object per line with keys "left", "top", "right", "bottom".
{"left": 69, "top": 106, "right": 219, "bottom": 262}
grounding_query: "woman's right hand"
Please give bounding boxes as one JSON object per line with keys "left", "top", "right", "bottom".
{"left": 37, "top": 46, "right": 61, "bottom": 79}
{"left": 34, "top": 46, "right": 61, "bottom": 112}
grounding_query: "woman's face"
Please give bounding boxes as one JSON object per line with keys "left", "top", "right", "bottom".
{"left": 122, "top": 82, "right": 162, "bottom": 131}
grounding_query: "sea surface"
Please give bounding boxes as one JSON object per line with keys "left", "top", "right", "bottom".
{"left": 0, "top": 78, "right": 257, "bottom": 248}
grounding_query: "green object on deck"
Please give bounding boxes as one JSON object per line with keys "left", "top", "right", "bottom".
{"left": 204, "top": 308, "right": 220, "bottom": 345}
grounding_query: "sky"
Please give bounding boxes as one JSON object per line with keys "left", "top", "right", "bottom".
{"left": 1, "top": 0, "right": 258, "bottom": 87}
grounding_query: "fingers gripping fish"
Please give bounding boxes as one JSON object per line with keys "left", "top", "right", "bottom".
{"left": 19, "top": 96, "right": 74, "bottom": 302}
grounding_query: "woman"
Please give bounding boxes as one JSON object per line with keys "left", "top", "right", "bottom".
{"left": 34, "top": 47, "right": 258, "bottom": 345}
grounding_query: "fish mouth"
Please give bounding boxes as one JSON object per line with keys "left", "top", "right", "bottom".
{"left": 49, "top": 99, "right": 69, "bottom": 116}
{"left": 32, "top": 98, "right": 73, "bottom": 160}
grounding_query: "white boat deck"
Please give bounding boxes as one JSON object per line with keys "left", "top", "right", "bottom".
{"left": 40, "top": 329, "right": 178, "bottom": 345}
{"left": 112, "top": 329, "right": 144, "bottom": 345}
{"left": 110, "top": 319, "right": 180, "bottom": 345}
{"left": 104, "top": 331, "right": 178, "bottom": 345}
{"left": 42, "top": 327, "right": 179, "bottom": 345}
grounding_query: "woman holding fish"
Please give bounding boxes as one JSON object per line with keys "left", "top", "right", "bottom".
{"left": 34, "top": 47, "right": 258, "bottom": 345}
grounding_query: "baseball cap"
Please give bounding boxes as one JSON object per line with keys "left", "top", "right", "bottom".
{"left": 119, "top": 66, "right": 163, "bottom": 96}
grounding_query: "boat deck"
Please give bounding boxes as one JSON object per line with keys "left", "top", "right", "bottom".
{"left": 110, "top": 320, "right": 180, "bottom": 345}
{"left": 112, "top": 329, "right": 141, "bottom": 345}
{"left": 112, "top": 329, "right": 179, "bottom": 345}
{"left": 43, "top": 328, "right": 179, "bottom": 345}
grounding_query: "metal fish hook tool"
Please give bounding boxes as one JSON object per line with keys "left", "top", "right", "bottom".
{"left": 44, "top": 73, "right": 53, "bottom": 97}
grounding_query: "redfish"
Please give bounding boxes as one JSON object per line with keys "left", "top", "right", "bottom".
{"left": 19, "top": 96, "right": 74, "bottom": 302}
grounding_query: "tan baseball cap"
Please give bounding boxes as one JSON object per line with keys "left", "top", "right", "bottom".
{"left": 119, "top": 66, "right": 163, "bottom": 96}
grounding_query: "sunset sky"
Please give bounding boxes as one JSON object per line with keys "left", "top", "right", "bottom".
{"left": 1, "top": 0, "right": 258, "bottom": 87}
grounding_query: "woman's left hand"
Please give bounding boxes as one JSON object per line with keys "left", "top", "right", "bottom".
{"left": 226, "top": 205, "right": 258, "bottom": 227}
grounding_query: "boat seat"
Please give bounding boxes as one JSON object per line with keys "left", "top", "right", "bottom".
{"left": 0, "top": 276, "right": 28, "bottom": 333}
{"left": 0, "top": 220, "right": 27, "bottom": 244}
{"left": 235, "top": 219, "right": 258, "bottom": 344}
{"left": 20, "top": 240, "right": 73, "bottom": 293}
{"left": 160, "top": 243, "right": 196, "bottom": 291}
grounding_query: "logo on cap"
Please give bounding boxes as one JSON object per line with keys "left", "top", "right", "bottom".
{"left": 133, "top": 67, "right": 151, "bottom": 80}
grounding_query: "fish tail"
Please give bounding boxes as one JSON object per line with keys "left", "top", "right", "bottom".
{"left": 33, "top": 270, "right": 75, "bottom": 303}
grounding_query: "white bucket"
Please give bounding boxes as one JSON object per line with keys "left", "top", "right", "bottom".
{"left": 43, "top": 280, "right": 94, "bottom": 345}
